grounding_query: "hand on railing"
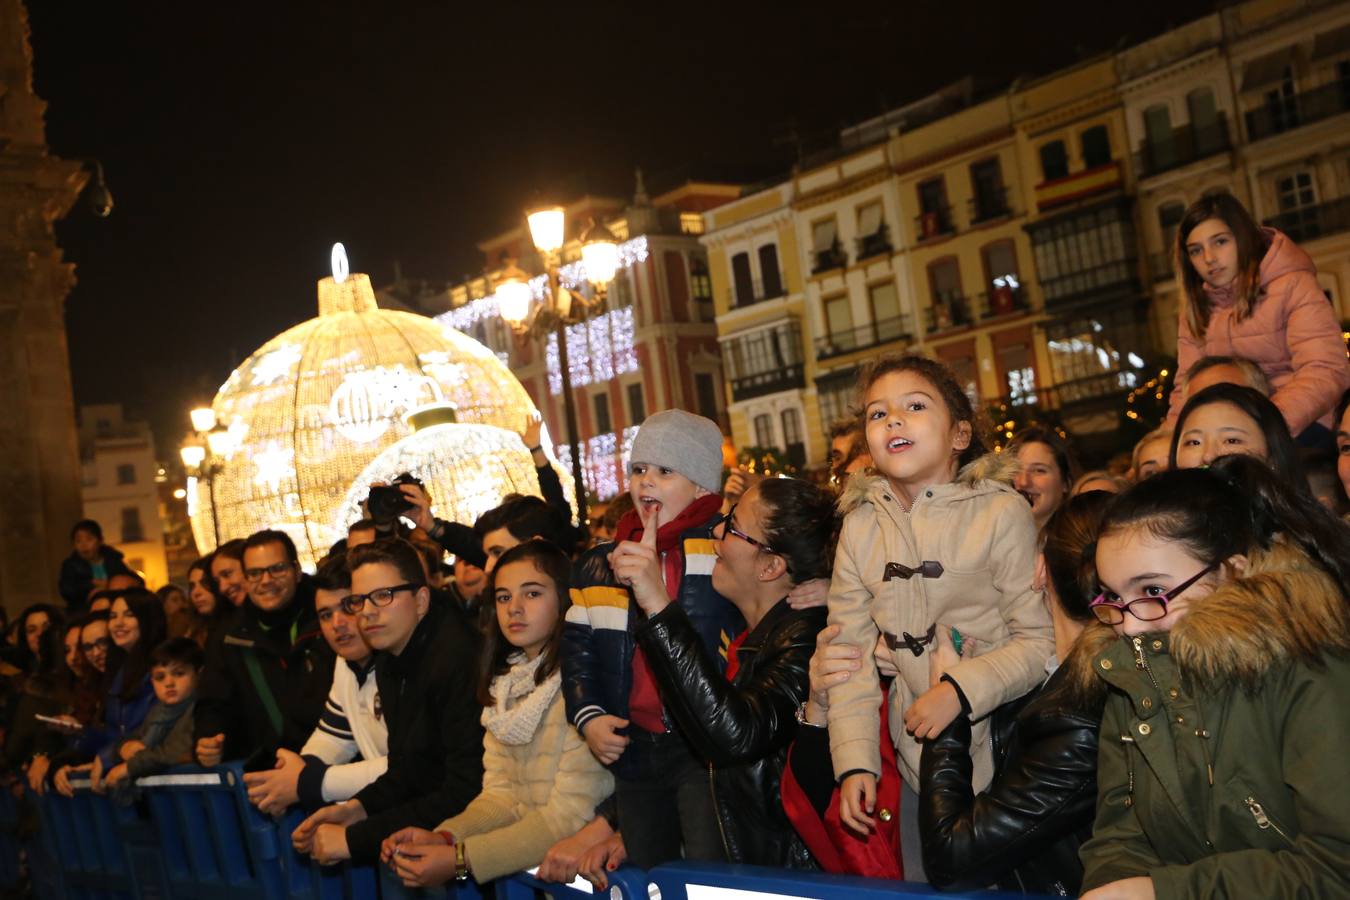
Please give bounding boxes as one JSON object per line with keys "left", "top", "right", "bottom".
{"left": 577, "top": 831, "right": 627, "bottom": 890}
{"left": 383, "top": 826, "right": 457, "bottom": 888}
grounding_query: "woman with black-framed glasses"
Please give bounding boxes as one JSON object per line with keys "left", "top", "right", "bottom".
{"left": 1078, "top": 455, "right": 1350, "bottom": 900}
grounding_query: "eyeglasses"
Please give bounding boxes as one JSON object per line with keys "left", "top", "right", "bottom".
{"left": 244, "top": 561, "right": 295, "bottom": 582}
{"left": 1090, "top": 563, "right": 1218, "bottom": 625}
{"left": 81, "top": 638, "right": 111, "bottom": 654}
{"left": 711, "top": 505, "right": 777, "bottom": 554}
{"left": 340, "top": 583, "right": 417, "bottom": 615}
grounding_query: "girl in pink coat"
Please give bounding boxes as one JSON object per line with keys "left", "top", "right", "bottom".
{"left": 1166, "top": 192, "right": 1349, "bottom": 441}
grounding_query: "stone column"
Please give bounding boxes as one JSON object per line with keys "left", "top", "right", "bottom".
{"left": 0, "top": 0, "right": 90, "bottom": 611}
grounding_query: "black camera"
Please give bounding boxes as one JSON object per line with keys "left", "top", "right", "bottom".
{"left": 366, "top": 473, "right": 423, "bottom": 528}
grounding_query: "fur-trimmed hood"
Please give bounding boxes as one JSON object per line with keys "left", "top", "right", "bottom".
{"left": 837, "top": 450, "right": 1020, "bottom": 515}
{"left": 1067, "top": 539, "right": 1350, "bottom": 696}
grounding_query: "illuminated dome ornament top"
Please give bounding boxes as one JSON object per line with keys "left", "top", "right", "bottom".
{"left": 190, "top": 244, "right": 557, "bottom": 567}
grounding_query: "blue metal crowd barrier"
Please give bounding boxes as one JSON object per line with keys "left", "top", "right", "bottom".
{"left": 20, "top": 767, "right": 1060, "bottom": 900}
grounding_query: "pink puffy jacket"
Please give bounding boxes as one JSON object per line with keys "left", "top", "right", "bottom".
{"left": 1167, "top": 228, "right": 1350, "bottom": 435}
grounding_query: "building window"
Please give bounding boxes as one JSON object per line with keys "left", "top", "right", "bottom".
{"left": 1081, "top": 125, "right": 1112, "bottom": 168}
{"left": 753, "top": 413, "right": 774, "bottom": 448}
{"left": 868, "top": 280, "right": 902, "bottom": 335}
{"left": 1143, "top": 104, "right": 1175, "bottom": 172}
{"left": 690, "top": 259, "right": 712, "bottom": 305}
{"left": 824, "top": 294, "right": 853, "bottom": 339}
{"left": 917, "top": 178, "right": 952, "bottom": 238}
{"left": 1157, "top": 201, "right": 1186, "bottom": 274}
{"left": 695, "top": 373, "right": 719, "bottom": 421}
{"left": 856, "top": 201, "right": 890, "bottom": 258}
{"left": 981, "top": 241, "right": 1022, "bottom": 316}
{"left": 627, "top": 383, "right": 646, "bottom": 425}
{"left": 1187, "top": 88, "right": 1223, "bottom": 154}
{"left": 758, "top": 244, "right": 783, "bottom": 299}
{"left": 926, "top": 258, "right": 968, "bottom": 330}
{"left": 116, "top": 463, "right": 136, "bottom": 485}
{"left": 816, "top": 373, "right": 857, "bottom": 431}
{"left": 1265, "top": 66, "right": 1300, "bottom": 132}
{"left": 121, "top": 507, "right": 144, "bottom": 543}
{"left": 781, "top": 408, "right": 806, "bottom": 467}
{"left": 1039, "top": 140, "right": 1069, "bottom": 181}
{"left": 937, "top": 342, "right": 980, "bottom": 405}
{"left": 1045, "top": 307, "right": 1151, "bottom": 399}
{"left": 969, "top": 158, "right": 1007, "bottom": 222}
{"left": 811, "top": 219, "right": 842, "bottom": 272}
{"left": 1027, "top": 201, "right": 1138, "bottom": 306}
{"left": 725, "top": 321, "right": 806, "bottom": 402}
{"left": 592, "top": 392, "right": 612, "bottom": 435}
{"left": 1276, "top": 171, "right": 1317, "bottom": 213}
{"left": 732, "top": 252, "right": 755, "bottom": 306}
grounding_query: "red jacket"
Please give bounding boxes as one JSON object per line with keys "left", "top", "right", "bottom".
{"left": 1168, "top": 228, "right": 1350, "bottom": 435}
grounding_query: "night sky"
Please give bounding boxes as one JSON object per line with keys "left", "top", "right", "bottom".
{"left": 28, "top": 1, "right": 1215, "bottom": 452}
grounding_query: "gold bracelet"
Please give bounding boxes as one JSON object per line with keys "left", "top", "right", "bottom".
{"left": 454, "top": 839, "right": 469, "bottom": 882}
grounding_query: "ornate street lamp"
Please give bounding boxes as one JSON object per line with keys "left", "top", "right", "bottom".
{"left": 180, "top": 409, "right": 239, "bottom": 548}
{"left": 498, "top": 208, "right": 619, "bottom": 527}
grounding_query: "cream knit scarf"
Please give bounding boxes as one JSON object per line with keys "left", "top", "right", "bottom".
{"left": 481, "top": 652, "right": 561, "bottom": 746}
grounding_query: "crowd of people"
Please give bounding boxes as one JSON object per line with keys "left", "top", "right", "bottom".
{"left": 4, "top": 191, "right": 1350, "bottom": 898}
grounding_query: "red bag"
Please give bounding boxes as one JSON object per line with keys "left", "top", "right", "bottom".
{"left": 781, "top": 691, "right": 903, "bottom": 878}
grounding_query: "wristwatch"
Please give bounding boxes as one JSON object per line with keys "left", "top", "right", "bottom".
{"left": 795, "top": 702, "right": 827, "bottom": 729}
{"left": 454, "top": 840, "right": 469, "bottom": 882}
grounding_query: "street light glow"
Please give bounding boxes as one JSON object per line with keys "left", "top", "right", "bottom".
{"left": 180, "top": 444, "right": 206, "bottom": 468}
{"left": 527, "top": 207, "right": 566, "bottom": 254}
{"left": 189, "top": 407, "right": 217, "bottom": 433}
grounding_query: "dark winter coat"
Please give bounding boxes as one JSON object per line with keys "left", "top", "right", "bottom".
{"left": 1078, "top": 541, "right": 1350, "bottom": 898}
{"left": 58, "top": 545, "right": 133, "bottom": 609}
{"left": 562, "top": 516, "right": 743, "bottom": 780}
{"left": 346, "top": 599, "right": 485, "bottom": 864}
{"left": 192, "top": 579, "right": 334, "bottom": 762}
{"left": 920, "top": 639, "right": 1105, "bottom": 896}
{"left": 637, "top": 598, "right": 823, "bottom": 867}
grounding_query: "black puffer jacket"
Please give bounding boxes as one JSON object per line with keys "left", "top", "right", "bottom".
{"left": 637, "top": 598, "right": 824, "bottom": 868}
{"left": 919, "top": 658, "right": 1104, "bottom": 896}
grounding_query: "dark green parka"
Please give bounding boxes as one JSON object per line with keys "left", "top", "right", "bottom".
{"left": 1078, "top": 541, "right": 1350, "bottom": 898}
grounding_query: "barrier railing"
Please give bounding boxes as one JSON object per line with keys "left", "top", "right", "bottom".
{"left": 17, "top": 766, "right": 1059, "bottom": 900}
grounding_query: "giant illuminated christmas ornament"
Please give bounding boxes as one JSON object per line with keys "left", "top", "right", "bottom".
{"left": 333, "top": 404, "right": 566, "bottom": 538}
{"left": 189, "top": 244, "right": 565, "bottom": 567}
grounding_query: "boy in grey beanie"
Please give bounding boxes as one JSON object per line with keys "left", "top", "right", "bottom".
{"left": 562, "top": 408, "right": 741, "bottom": 869}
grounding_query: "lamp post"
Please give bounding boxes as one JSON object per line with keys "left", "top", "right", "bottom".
{"left": 497, "top": 207, "right": 620, "bottom": 529}
{"left": 180, "top": 406, "right": 234, "bottom": 548}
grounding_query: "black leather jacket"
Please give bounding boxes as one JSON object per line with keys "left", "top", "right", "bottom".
{"left": 637, "top": 598, "right": 824, "bottom": 868}
{"left": 919, "top": 663, "right": 1104, "bottom": 896}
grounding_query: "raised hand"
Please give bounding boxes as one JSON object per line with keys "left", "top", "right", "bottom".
{"left": 610, "top": 503, "right": 667, "bottom": 615}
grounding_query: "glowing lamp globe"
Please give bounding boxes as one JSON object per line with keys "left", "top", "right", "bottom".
{"left": 333, "top": 405, "right": 574, "bottom": 540}
{"left": 189, "top": 245, "right": 556, "bottom": 568}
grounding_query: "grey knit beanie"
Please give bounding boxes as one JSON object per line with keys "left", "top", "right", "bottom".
{"left": 628, "top": 409, "right": 725, "bottom": 494}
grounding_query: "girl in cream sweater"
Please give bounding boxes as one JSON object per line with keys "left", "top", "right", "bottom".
{"left": 381, "top": 540, "right": 613, "bottom": 886}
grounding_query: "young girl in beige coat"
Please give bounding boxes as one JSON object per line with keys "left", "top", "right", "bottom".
{"left": 826, "top": 356, "right": 1053, "bottom": 879}
{"left": 381, "top": 541, "right": 613, "bottom": 887}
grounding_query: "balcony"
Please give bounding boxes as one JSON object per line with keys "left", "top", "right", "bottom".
{"left": 914, "top": 206, "right": 955, "bottom": 243}
{"left": 730, "top": 364, "right": 806, "bottom": 402}
{"left": 811, "top": 241, "right": 848, "bottom": 275}
{"left": 1134, "top": 116, "right": 1231, "bottom": 178}
{"left": 976, "top": 285, "right": 1029, "bottom": 320}
{"left": 1263, "top": 196, "right": 1350, "bottom": 244}
{"left": 732, "top": 277, "right": 787, "bottom": 308}
{"left": 855, "top": 224, "right": 893, "bottom": 261}
{"left": 1034, "top": 161, "right": 1123, "bottom": 213}
{"left": 969, "top": 186, "right": 1012, "bottom": 224}
{"left": 1245, "top": 79, "right": 1350, "bottom": 142}
{"left": 925, "top": 295, "right": 974, "bottom": 333}
{"left": 814, "top": 313, "right": 913, "bottom": 360}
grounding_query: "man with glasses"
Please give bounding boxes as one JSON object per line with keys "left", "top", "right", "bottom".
{"left": 194, "top": 529, "right": 334, "bottom": 768}
{"left": 292, "top": 537, "right": 483, "bottom": 866}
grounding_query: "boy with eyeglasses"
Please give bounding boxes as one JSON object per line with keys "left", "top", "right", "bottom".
{"left": 194, "top": 529, "right": 334, "bottom": 768}
{"left": 291, "top": 538, "right": 483, "bottom": 867}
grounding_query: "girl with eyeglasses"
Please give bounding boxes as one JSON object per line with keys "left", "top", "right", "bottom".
{"left": 1077, "top": 454, "right": 1350, "bottom": 899}
{"left": 381, "top": 540, "right": 612, "bottom": 887}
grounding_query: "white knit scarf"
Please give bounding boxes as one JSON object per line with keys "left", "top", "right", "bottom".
{"left": 481, "top": 652, "right": 561, "bottom": 746}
